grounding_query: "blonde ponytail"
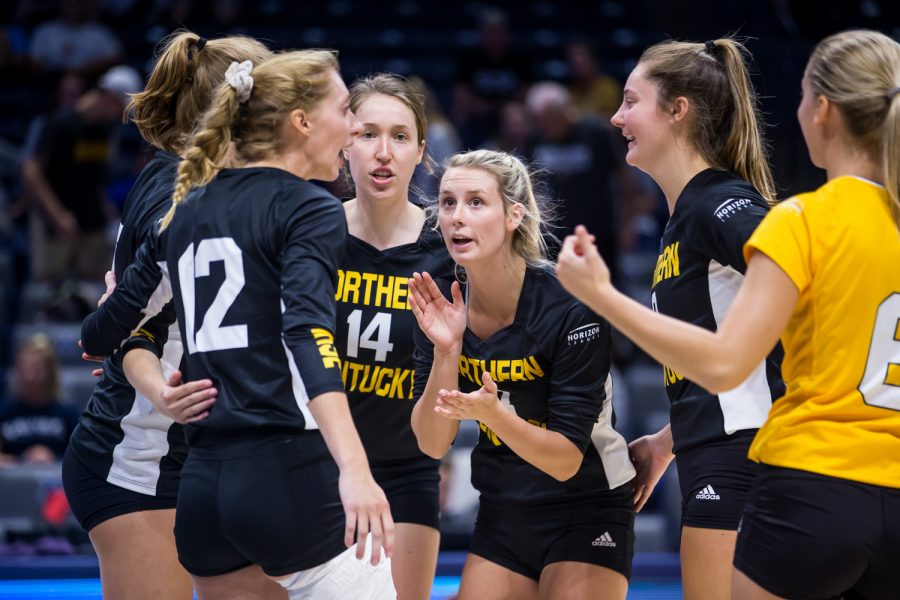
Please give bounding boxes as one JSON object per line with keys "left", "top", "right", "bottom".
{"left": 805, "top": 30, "right": 900, "bottom": 230}
{"left": 128, "top": 30, "right": 270, "bottom": 154}
{"left": 640, "top": 37, "right": 776, "bottom": 203}
{"left": 160, "top": 84, "right": 240, "bottom": 230}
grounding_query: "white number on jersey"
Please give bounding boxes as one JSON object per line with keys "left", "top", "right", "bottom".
{"left": 178, "top": 238, "right": 248, "bottom": 354}
{"left": 859, "top": 293, "right": 900, "bottom": 411}
{"left": 345, "top": 310, "right": 394, "bottom": 362}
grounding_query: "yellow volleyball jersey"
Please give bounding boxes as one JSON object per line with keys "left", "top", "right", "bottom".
{"left": 744, "top": 176, "right": 900, "bottom": 488}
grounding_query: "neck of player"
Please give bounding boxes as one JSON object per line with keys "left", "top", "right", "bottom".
{"left": 465, "top": 250, "right": 526, "bottom": 339}
{"left": 345, "top": 192, "right": 426, "bottom": 250}
{"left": 647, "top": 146, "right": 712, "bottom": 215}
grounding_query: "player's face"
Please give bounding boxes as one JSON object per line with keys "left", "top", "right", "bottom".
{"left": 305, "top": 70, "right": 362, "bottom": 181}
{"left": 347, "top": 94, "right": 424, "bottom": 200}
{"left": 438, "top": 167, "right": 516, "bottom": 267}
{"left": 797, "top": 74, "right": 824, "bottom": 169}
{"left": 610, "top": 64, "right": 671, "bottom": 171}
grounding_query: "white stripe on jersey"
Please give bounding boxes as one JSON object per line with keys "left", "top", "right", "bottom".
{"left": 127, "top": 260, "right": 174, "bottom": 344}
{"left": 708, "top": 260, "right": 772, "bottom": 433}
{"left": 280, "top": 299, "right": 319, "bottom": 430}
{"left": 590, "top": 374, "right": 636, "bottom": 489}
{"left": 106, "top": 323, "right": 183, "bottom": 495}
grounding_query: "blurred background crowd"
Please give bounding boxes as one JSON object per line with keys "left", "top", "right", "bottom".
{"left": 0, "top": 0, "right": 896, "bottom": 560}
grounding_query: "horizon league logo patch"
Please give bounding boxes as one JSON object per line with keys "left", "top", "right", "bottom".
{"left": 714, "top": 197, "right": 753, "bottom": 222}
{"left": 566, "top": 323, "right": 601, "bottom": 346}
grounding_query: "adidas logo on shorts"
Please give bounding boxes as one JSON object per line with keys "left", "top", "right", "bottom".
{"left": 695, "top": 484, "right": 721, "bottom": 500}
{"left": 592, "top": 532, "right": 616, "bottom": 548}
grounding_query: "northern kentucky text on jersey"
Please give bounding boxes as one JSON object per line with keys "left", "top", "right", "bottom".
{"left": 341, "top": 360, "right": 415, "bottom": 401}
{"left": 335, "top": 269, "right": 411, "bottom": 310}
{"left": 458, "top": 353, "right": 545, "bottom": 386}
{"left": 653, "top": 241, "right": 681, "bottom": 287}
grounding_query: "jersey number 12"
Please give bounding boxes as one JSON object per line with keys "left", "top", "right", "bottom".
{"left": 177, "top": 238, "right": 248, "bottom": 354}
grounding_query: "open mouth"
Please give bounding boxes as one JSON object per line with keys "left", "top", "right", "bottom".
{"left": 370, "top": 168, "right": 395, "bottom": 185}
{"left": 451, "top": 234, "right": 473, "bottom": 247}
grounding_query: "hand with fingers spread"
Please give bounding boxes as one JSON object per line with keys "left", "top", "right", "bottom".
{"left": 628, "top": 427, "right": 675, "bottom": 512}
{"left": 157, "top": 370, "right": 217, "bottom": 424}
{"left": 339, "top": 465, "right": 395, "bottom": 565}
{"left": 408, "top": 272, "right": 466, "bottom": 355}
{"left": 555, "top": 225, "right": 614, "bottom": 309}
{"left": 435, "top": 371, "right": 503, "bottom": 424}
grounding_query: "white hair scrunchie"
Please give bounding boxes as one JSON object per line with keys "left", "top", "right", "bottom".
{"left": 225, "top": 60, "right": 254, "bottom": 103}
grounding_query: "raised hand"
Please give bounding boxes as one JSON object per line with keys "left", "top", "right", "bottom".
{"left": 408, "top": 271, "right": 467, "bottom": 355}
{"left": 556, "top": 225, "right": 613, "bottom": 308}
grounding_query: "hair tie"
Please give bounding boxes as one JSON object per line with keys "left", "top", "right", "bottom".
{"left": 196, "top": 37, "right": 208, "bottom": 51}
{"left": 704, "top": 40, "right": 717, "bottom": 55}
{"left": 888, "top": 86, "right": 900, "bottom": 101}
{"left": 225, "top": 60, "right": 254, "bottom": 103}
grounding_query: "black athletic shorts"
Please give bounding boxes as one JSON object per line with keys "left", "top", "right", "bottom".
{"left": 734, "top": 464, "right": 900, "bottom": 600}
{"left": 370, "top": 455, "right": 440, "bottom": 530}
{"left": 175, "top": 432, "right": 346, "bottom": 578}
{"left": 62, "top": 447, "right": 177, "bottom": 532}
{"left": 469, "top": 482, "right": 635, "bottom": 581}
{"left": 675, "top": 430, "right": 759, "bottom": 530}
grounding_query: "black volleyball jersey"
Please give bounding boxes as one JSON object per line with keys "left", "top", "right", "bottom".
{"left": 651, "top": 169, "right": 784, "bottom": 453}
{"left": 335, "top": 223, "right": 454, "bottom": 462}
{"left": 71, "top": 150, "right": 186, "bottom": 497}
{"left": 414, "top": 268, "right": 635, "bottom": 505}
{"left": 161, "top": 168, "right": 347, "bottom": 445}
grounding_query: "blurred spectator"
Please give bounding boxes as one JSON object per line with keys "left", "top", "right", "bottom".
{"left": 452, "top": 8, "right": 530, "bottom": 148}
{"left": 566, "top": 40, "right": 622, "bottom": 119}
{"left": 0, "top": 334, "right": 78, "bottom": 465}
{"left": 21, "top": 64, "right": 141, "bottom": 287}
{"left": 485, "top": 101, "right": 532, "bottom": 157}
{"left": 525, "top": 81, "right": 624, "bottom": 280}
{"left": 409, "top": 76, "right": 461, "bottom": 199}
{"left": 20, "top": 73, "right": 86, "bottom": 162}
{"left": 29, "top": 0, "right": 123, "bottom": 77}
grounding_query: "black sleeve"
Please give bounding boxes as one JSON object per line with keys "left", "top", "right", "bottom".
{"left": 119, "top": 302, "right": 176, "bottom": 358}
{"left": 80, "top": 227, "right": 173, "bottom": 357}
{"left": 278, "top": 192, "right": 348, "bottom": 399}
{"left": 547, "top": 302, "right": 612, "bottom": 453}
{"left": 412, "top": 320, "right": 435, "bottom": 403}
{"left": 693, "top": 195, "right": 769, "bottom": 274}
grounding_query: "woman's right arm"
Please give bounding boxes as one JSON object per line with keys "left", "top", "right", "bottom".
{"left": 409, "top": 272, "right": 466, "bottom": 458}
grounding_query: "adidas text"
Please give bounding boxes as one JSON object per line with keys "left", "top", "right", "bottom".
{"left": 592, "top": 532, "right": 616, "bottom": 548}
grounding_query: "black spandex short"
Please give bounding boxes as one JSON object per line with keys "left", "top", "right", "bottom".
{"left": 734, "top": 464, "right": 900, "bottom": 600}
{"left": 675, "top": 430, "right": 759, "bottom": 530}
{"left": 370, "top": 455, "right": 440, "bottom": 530}
{"left": 62, "top": 447, "right": 177, "bottom": 532}
{"left": 174, "top": 432, "right": 346, "bottom": 578}
{"left": 469, "top": 482, "right": 635, "bottom": 581}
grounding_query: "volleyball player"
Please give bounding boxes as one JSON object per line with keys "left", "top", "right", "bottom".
{"left": 64, "top": 31, "right": 275, "bottom": 600}
{"left": 603, "top": 37, "right": 784, "bottom": 598}
{"left": 118, "top": 51, "right": 396, "bottom": 599}
{"left": 409, "top": 150, "right": 635, "bottom": 600}
{"left": 338, "top": 74, "right": 454, "bottom": 600}
{"left": 557, "top": 29, "right": 900, "bottom": 600}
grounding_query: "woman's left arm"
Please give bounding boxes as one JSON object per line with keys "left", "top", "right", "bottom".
{"left": 557, "top": 227, "right": 798, "bottom": 393}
